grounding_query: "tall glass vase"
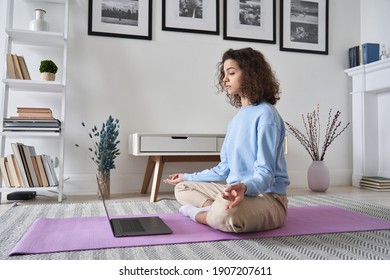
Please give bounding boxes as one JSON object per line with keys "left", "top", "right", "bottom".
{"left": 307, "top": 161, "right": 330, "bottom": 192}
{"left": 97, "top": 170, "right": 110, "bottom": 199}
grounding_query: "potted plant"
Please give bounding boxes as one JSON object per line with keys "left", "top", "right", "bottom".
{"left": 75, "top": 116, "right": 120, "bottom": 199}
{"left": 285, "top": 105, "right": 350, "bottom": 192}
{"left": 39, "top": 60, "right": 58, "bottom": 81}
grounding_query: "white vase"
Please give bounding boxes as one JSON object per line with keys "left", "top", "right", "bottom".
{"left": 29, "top": 9, "right": 49, "bottom": 31}
{"left": 307, "top": 160, "right": 330, "bottom": 192}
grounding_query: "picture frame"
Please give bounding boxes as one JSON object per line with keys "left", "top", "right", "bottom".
{"left": 280, "top": 0, "right": 329, "bottom": 54}
{"left": 88, "top": 0, "right": 152, "bottom": 40}
{"left": 223, "top": 0, "right": 276, "bottom": 44}
{"left": 162, "top": 0, "right": 219, "bottom": 35}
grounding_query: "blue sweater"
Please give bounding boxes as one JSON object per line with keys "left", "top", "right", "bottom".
{"left": 183, "top": 102, "right": 290, "bottom": 196}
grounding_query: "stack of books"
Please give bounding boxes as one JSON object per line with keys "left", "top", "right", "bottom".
{"left": 0, "top": 143, "right": 58, "bottom": 188}
{"left": 6, "top": 53, "right": 31, "bottom": 80}
{"left": 348, "top": 43, "right": 380, "bottom": 68}
{"left": 3, "top": 107, "right": 61, "bottom": 132}
{"left": 16, "top": 107, "right": 53, "bottom": 119}
{"left": 359, "top": 176, "right": 390, "bottom": 191}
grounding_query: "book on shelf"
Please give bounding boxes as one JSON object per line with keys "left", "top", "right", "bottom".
{"left": 11, "top": 54, "right": 23, "bottom": 79}
{"left": 0, "top": 157, "right": 12, "bottom": 187}
{"left": 17, "top": 55, "right": 31, "bottom": 80}
{"left": 6, "top": 154, "right": 23, "bottom": 187}
{"left": 3, "top": 117, "right": 61, "bottom": 132}
{"left": 35, "top": 155, "right": 49, "bottom": 187}
{"left": 41, "top": 154, "right": 59, "bottom": 186}
{"left": 6, "top": 54, "right": 16, "bottom": 79}
{"left": 22, "top": 145, "right": 40, "bottom": 187}
{"left": 5, "top": 53, "right": 31, "bottom": 80}
{"left": 0, "top": 155, "right": 23, "bottom": 187}
{"left": 348, "top": 45, "right": 361, "bottom": 68}
{"left": 362, "top": 43, "right": 380, "bottom": 65}
{"left": 8, "top": 143, "right": 58, "bottom": 188}
{"left": 17, "top": 107, "right": 52, "bottom": 113}
{"left": 3, "top": 108, "right": 59, "bottom": 132}
{"left": 16, "top": 107, "right": 54, "bottom": 119}
{"left": 10, "top": 143, "right": 30, "bottom": 187}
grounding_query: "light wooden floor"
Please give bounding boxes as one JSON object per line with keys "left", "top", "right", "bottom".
{"left": 1, "top": 185, "right": 390, "bottom": 217}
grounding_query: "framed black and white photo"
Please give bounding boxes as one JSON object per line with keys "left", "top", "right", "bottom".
{"left": 162, "top": 0, "right": 219, "bottom": 35}
{"left": 280, "top": 0, "right": 329, "bottom": 54}
{"left": 88, "top": 0, "right": 152, "bottom": 40}
{"left": 223, "top": 0, "right": 276, "bottom": 44}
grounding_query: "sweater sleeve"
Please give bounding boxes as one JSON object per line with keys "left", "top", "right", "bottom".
{"left": 241, "top": 124, "right": 280, "bottom": 196}
{"left": 183, "top": 138, "right": 230, "bottom": 182}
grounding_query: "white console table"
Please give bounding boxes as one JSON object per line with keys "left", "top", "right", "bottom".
{"left": 345, "top": 58, "right": 390, "bottom": 186}
{"left": 129, "top": 133, "right": 224, "bottom": 202}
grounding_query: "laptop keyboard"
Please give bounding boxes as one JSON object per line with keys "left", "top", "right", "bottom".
{"left": 118, "top": 219, "right": 145, "bottom": 232}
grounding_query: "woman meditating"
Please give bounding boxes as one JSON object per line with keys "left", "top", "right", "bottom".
{"left": 164, "top": 47, "right": 290, "bottom": 233}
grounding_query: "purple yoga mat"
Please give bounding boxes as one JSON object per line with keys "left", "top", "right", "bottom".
{"left": 9, "top": 205, "right": 390, "bottom": 255}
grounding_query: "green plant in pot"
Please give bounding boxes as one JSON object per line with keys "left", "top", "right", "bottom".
{"left": 39, "top": 60, "right": 58, "bottom": 81}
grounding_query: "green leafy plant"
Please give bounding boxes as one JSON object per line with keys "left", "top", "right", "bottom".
{"left": 285, "top": 105, "right": 350, "bottom": 161}
{"left": 39, "top": 60, "right": 58, "bottom": 74}
{"left": 75, "top": 115, "right": 120, "bottom": 173}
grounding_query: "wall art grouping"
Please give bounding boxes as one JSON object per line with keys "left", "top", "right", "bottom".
{"left": 88, "top": 0, "right": 329, "bottom": 55}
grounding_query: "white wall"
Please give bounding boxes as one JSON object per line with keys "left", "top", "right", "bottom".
{"left": 360, "top": 0, "right": 390, "bottom": 48}
{"left": 1, "top": 0, "right": 367, "bottom": 195}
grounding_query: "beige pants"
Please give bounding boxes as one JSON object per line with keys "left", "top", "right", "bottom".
{"left": 175, "top": 181, "right": 288, "bottom": 233}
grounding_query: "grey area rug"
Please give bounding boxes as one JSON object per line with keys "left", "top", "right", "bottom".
{"left": 1, "top": 194, "right": 389, "bottom": 260}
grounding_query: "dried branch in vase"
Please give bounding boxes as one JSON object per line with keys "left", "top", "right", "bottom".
{"left": 285, "top": 105, "right": 350, "bottom": 161}
{"left": 75, "top": 115, "right": 120, "bottom": 173}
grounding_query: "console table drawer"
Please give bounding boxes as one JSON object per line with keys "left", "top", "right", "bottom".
{"left": 129, "top": 133, "right": 225, "bottom": 155}
{"left": 140, "top": 136, "right": 218, "bottom": 152}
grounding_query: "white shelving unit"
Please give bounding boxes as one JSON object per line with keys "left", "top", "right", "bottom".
{"left": 0, "top": 0, "right": 68, "bottom": 202}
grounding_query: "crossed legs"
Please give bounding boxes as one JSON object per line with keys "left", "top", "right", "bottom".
{"left": 175, "top": 181, "right": 288, "bottom": 233}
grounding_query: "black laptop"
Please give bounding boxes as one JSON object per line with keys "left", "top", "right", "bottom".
{"left": 98, "top": 180, "right": 172, "bottom": 237}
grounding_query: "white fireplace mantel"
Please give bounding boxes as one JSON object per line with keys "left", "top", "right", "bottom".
{"left": 345, "top": 58, "right": 390, "bottom": 186}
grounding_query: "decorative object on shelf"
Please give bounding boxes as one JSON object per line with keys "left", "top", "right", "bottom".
{"left": 75, "top": 116, "right": 120, "bottom": 199}
{"left": 39, "top": 60, "right": 58, "bottom": 81}
{"left": 285, "top": 105, "right": 350, "bottom": 192}
{"left": 29, "top": 9, "right": 49, "bottom": 31}
{"left": 380, "top": 45, "right": 387, "bottom": 60}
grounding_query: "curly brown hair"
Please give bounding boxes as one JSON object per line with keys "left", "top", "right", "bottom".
{"left": 217, "top": 48, "right": 280, "bottom": 107}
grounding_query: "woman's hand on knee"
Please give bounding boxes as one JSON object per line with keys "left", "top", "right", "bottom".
{"left": 164, "top": 173, "right": 184, "bottom": 185}
{"left": 222, "top": 183, "right": 246, "bottom": 209}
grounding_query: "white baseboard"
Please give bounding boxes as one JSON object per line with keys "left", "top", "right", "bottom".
{"left": 63, "top": 168, "right": 353, "bottom": 195}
